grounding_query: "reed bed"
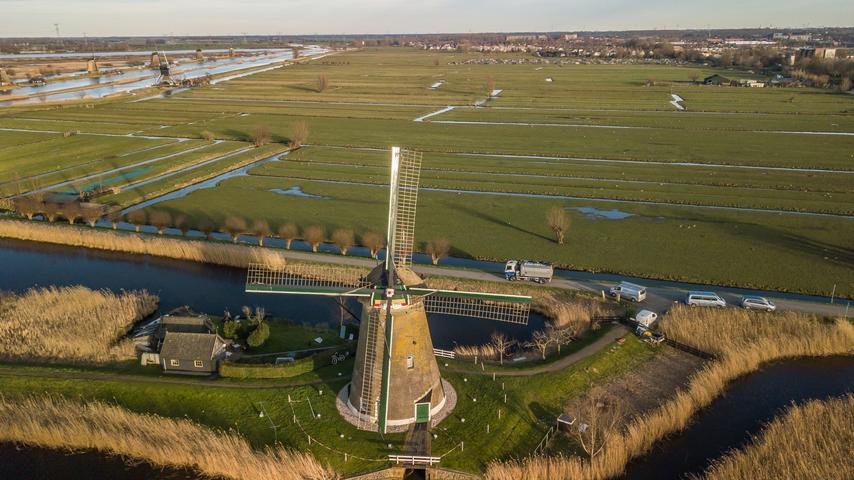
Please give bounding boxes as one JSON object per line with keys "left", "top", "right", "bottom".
{"left": 0, "top": 286, "right": 157, "bottom": 364}
{"left": 486, "top": 307, "right": 854, "bottom": 480}
{"left": 453, "top": 343, "right": 499, "bottom": 360}
{"left": 0, "top": 219, "right": 290, "bottom": 269}
{"left": 0, "top": 395, "right": 335, "bottom": 480}
{"left": 701, "top": 394, "right": 853, "bottom": 480}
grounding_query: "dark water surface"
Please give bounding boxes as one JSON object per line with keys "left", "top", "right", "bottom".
{"left": 0, "top": 238, "right": 543, "bottom": 348}
{"left": 0, "top": 443, "right": 206, "bottom": 480}
{"left": 620, "top": 356, "right": 854, "bottom": 480}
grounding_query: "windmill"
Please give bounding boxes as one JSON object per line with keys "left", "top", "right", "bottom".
{"left": 245, "top": 147, "right": 532, "bottom": 434}
{"left": 154, "top": 51, "right": 180, "bottom": 86}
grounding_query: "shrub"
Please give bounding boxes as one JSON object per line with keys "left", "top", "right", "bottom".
{"left": 246, "top": 320, "right": 270, "bottom": 348}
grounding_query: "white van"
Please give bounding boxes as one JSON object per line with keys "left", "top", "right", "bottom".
{"left": 685, "top": 291, "right": 726, "bottom": 308}
{"left": 608, "top": 282, "right": 647, "bottom": 302}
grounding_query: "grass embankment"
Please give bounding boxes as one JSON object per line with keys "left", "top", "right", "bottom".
{"left": 0, "top": 218, "right": 290, "bottom": 268}
{"left": 0, "top": 286, "right": 157, "bottom": 365}
{"left": 701, "top": 395, "right": 853, "bottom": 480}
{"left": 0, "top": 395, "right": 334, "bottom": 480}
{"left": 485, "top": 306, "right": 854, "bottom": 480}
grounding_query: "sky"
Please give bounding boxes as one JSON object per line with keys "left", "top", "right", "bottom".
{"left": 1, "top": 0, "right": 852, "bottom": 37}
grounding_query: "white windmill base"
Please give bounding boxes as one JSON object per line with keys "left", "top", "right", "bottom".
{"left": 335, "top": 379, "right": 457, "bottom": 433}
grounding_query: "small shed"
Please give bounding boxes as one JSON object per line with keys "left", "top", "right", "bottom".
{"left": 156, "top": 311, "right": 213, "bottom": 341}
{"left": 556, "top": 413, "right": 576, "bottom": 432}
{"left": 159, "top": 331, "right": 227, "bottom": 375}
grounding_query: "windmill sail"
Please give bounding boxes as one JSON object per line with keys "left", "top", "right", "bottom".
{"left": 245, "top": 262, "right": 371, "bottom": 296}
{"left": 412, "top": 288, "right": 532, "bottom": 324}
{"left": 387, "top": 147, "right": 422, "bottom": 269}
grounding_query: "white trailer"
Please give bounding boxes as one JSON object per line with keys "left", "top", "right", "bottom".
{"left": 504, "top": 260, "right": 554, "bottom": 284}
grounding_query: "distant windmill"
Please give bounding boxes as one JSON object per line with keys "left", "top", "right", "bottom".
{"left": 154, "top": 51, "right": 179, "bottom": 86}
{"left": 246, "top": 147, "right": 533, "bottom": 433}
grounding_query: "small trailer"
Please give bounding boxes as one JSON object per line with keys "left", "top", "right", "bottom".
{"left": 504, "top": 260, "right": 554, "bottom": 283}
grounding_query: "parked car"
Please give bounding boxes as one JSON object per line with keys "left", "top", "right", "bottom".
{"left": 685, "top": 291, "right": 726, "bottom": 308}
{"left": 741, "top": 296, "right": 776, "bottom": 312}
{"left": 608, "top": 281, "right": 647, "bottom": 302}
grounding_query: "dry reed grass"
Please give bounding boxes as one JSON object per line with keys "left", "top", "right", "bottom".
{"left": 486, "top": 307, "right": 854, "bottom": 480}
{"left": 0, "top": 395, "right": 335, "bottom": 480}
{"left": 453, "top": 343, "right": 499, "bottom": 360}
{"left": 701, "top": 394, "right": 853, "bottom": 480}
{"left": 0, "top": 286, "right": 157, "bottom": 364}
{"left": 0, "top": 219, "right": 290, "bottom": 269}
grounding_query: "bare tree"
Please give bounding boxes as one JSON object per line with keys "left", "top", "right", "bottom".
{"left": 547, "top": 327, "right": 574, "bottom": 354}
{"left": 292, "top": 46, "right": 302, "bottom": 59}
{"left": 289, "top": 121, "right": 309, "bottom": 148}
{"left": 200, "top": 130, "right": 216, "bottom": 141}
{"left": 252, "top": 219, "right": 271, "bottom": 246}
{"left": 149, "top": 210, "right": 172, "bottom": 235}
{"left": 571, "top": 388, "right": 624, "bottom": 460}
{"left": 197, "top": 218, "right": 214, "bottom": 240}
{"left": 490, "top": 332, "right": 515, "bottom": 365}
{"left": 250, "top": 125, "right": 271, "bottom": 147}
{"left": 303, "top": 225, "right": 325, "bottom": 252}
{"left": 127, "top": 209, "right": 146, "bottom": 232}
{"left": 62, "top": 202, "right": 82, "bottom": 225}
{"left": 331, "top": 228, "right": 355, "bottom": 255}
{"left": 278, "top": 222, "right": 298, "bottom": 249}
{"left": 12, "top": 196, "right": 40, "bottom": 220}
{"left": 840, "top": 77, "right": 853, "bottom": 92}
{"left": 361, "top": 231, "right": 384, "bottom": 258}
{"left": 106, "top": 211, "right": 122, "bottom": 230}
{"left": 547, "top": 206, "right": 571, "bottom": 244}
{"left": 42, "top": 202, "right": 60, "bottom": 222}
{"left": 426, "top": 237, "right": 450, "bottom": 265}
{"left": 485, "top": 75, "right": 495, "bottom": 97}
{"left": 529, "top": 330, "right": 554, "bottom": 360}
{"left": 81, "top": 204, "right": 104, "bottom": 227}
{"left": 689, "top": 73, "right": 699, "bottom": 83}
{"left": 174, "top": 214, "right": 190, "bottom": 236}
{"left": 316, "top": 73, "right": 329, "bottom": 93}
{"left": 223, "top": 216, "right": 248, "bottom": 243}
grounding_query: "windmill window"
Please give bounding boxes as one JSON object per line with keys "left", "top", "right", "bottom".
{"left": 406, "top": 354, "right": 415, "bottom": 369}
{"left": 194, "top": 360, "right": 204, "bottom": 368}
{"left": 170, "top": 359, "right": 179, "bottom": 367}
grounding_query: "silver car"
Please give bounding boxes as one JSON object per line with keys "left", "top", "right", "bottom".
{"left": 741, "top": 296, "right": 776, "bottom": 312}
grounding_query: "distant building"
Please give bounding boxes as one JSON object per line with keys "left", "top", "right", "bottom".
{"left": 814, "top": 48, "right": 837, "bottom": 59}
{"left": 159, "top": 331, "right": 227, "bottom": 375}
{"left": 703, "top": 74, "right": 730, "bottom": 86}
{"left": 506, "top": 34, "right": 538, "bottom": 42}
{"left": 564, "top": 33, "right": 578, "bottom": 41}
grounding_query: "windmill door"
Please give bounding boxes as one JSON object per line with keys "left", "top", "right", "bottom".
{"left": 415, "top": 402, "right": 431, "bottom": 423}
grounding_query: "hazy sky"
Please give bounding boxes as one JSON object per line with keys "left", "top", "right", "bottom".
{"left": 1, "top": 0, "right": 852, "bottom": 37}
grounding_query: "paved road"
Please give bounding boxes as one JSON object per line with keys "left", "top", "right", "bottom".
{"left": 444, "top": 324, "right": 630, "bottom": 377}
{"left": 253, "top": 247, "right": 850, "bottom": 319}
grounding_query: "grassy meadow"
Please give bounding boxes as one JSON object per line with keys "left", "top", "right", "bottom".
{"left": 0, "top": 46, "right": 852, "bottom": 296}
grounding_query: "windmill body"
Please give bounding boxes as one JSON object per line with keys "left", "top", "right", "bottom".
{"left": 245, "top": 146, "right": 532, "bottom": 433}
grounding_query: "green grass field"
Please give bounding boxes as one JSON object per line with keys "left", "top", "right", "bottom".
{"left": 1, "top": 46, "right": 851, "bottom": 296}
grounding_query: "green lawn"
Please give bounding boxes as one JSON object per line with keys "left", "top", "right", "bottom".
{"left": 0, "top": 329, "right": 653, "bottom": 476}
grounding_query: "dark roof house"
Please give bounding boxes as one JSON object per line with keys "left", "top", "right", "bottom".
{"left": 159, "top": 331, "right": 227, "bottom": 375}
{"left": 156, "top": 311, "right": 214, "bottom": 341}
{"left": 703, "top": 74, "right": 730, "bottom": 86}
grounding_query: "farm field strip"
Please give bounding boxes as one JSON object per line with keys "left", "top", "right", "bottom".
{"left": 104, "top": 143, "right": 286, "bottom": 209}
{"left": 248, "top": 173, "right": 854, "bottom": 219}
{"left": 15, "top": 141, "right": 221, "bottom": 197}
{"left": 263, "top": 160, "right": 851, "bottom": 215}
{"left": 0, "top": 140, "right": 190, "bottom": 197}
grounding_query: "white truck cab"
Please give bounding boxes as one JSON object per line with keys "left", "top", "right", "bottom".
{"left": 505, "top": 260, "right": 554, "bottom": 284}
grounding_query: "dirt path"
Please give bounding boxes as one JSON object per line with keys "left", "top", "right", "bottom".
{"left": 444, "top": 325, "right": 629, "bottom": 377}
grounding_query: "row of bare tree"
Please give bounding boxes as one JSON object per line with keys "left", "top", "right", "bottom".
{"left": 8, "top": 198, "right": 453, "bottom": 263}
